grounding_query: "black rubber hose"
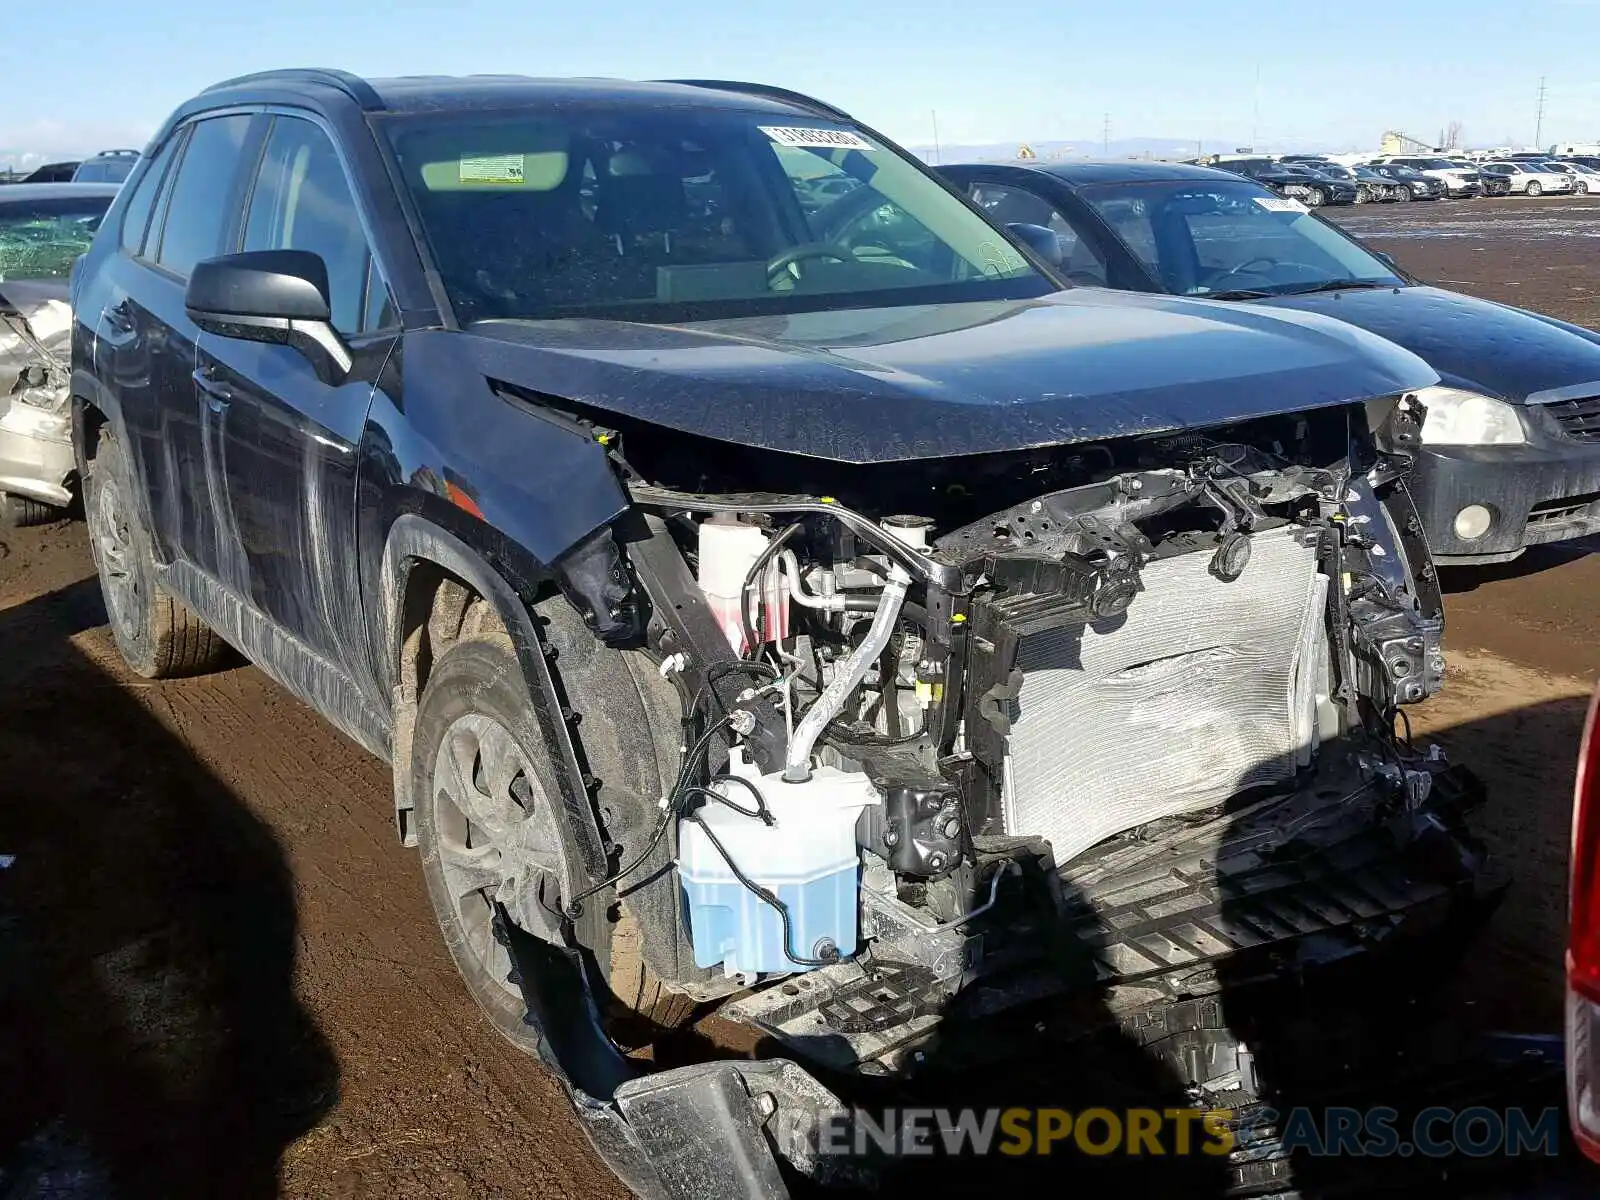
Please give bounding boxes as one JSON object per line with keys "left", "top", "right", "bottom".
{"left": 681, "top": 810, "right": 840, "bottom": 968}
{"left": 564, "top": 711, "right": 737, "bottom": 916}
{"left": 740, "top": 522, "right": 803, "bottom": 659}
{"left": 683, "top": 772, "right": 775, "bottom": 826}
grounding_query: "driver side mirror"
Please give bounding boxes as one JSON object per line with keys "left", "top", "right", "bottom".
{"left": 1005, "top": 222, "right": 1064, "bottom": 268}
{"left": 186, "top": 250, "right": 352, "bottom": 384}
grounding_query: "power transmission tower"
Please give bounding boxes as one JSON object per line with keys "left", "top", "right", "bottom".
{"left": 1535, "top": 77, "right": 1548, "bottom": 149}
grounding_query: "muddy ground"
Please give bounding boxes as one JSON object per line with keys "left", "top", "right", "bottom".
{"left": 0, "top": 196, "right": 1597, "bottom": 1198}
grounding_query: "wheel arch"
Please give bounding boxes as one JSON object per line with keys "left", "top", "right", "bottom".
{"left": 380, "top": 514, "right": 608, "bottom": 866}
{"left": 381, "top": 511, "right": 716, "bottom": 999}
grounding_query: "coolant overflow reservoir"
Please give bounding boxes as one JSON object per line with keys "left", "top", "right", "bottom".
{"left": 697, "top": 519, "right": 788, "bottom": 653}
{"left": 881, "top": 514, "right": 934, "bottom": 552}
{"left": 678, "top": 756, "right": 878, "bottom": 976}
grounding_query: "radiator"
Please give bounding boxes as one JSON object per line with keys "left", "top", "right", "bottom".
{"left": 1000, "top": 524, "right": 1330, "bottom": 865}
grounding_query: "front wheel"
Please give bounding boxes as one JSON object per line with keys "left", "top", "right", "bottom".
{"left": 1577, "top": 180, "right": 1590, "bottom": 195}
{"left": 1305, "top": 187, "right": 1326, "bottom": 208}
{"left": 85, "top": 432, "right": 229, "bottom": 678}
{"left": 411, "top": 625, "right": 694, "bottom": 1056}
{"left": 1527, "top": 181, "right": 1543, "bottom": 197}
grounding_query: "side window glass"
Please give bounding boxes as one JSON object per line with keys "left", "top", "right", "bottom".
{"left": 969, "top": 183, "right": 1106, "bottom": 284}
{"left": 120, "top": 138, "right": 178, "bottom": 256}
{"left": 244, "top": 117, "right": 372, "bottom": 336}
{"left": 362, "top": 256, "right": 397, "bottom": 331}
{"left": 154, "top": 116, "right": 251, "bottom": 277}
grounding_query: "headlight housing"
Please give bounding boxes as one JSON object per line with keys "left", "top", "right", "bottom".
{"left": 1417, "top": 386, "right": 1527, "bottom": 445}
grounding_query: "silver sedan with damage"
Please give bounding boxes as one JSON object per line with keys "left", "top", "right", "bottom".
{"left": 0, "top": 183, "right": 119, "bottom": 525}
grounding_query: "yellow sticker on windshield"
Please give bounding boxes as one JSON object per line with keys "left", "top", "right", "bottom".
{"left": 760, "top": 126, "right": 874, "bottom": 151}
{"left": 458, "top": 154, "right": 526, "bottom": 185}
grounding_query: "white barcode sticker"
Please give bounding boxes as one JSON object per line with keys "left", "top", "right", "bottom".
{"left": 1254, "top": 196, "right": 1309, "bottom": 214}
{"left": 458, "top": 154, "right": 526, "bottom": 185}
{"left": 760, "top": 126, "right": 874, "bottom": 151}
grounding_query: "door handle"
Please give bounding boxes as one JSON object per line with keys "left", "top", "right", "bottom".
{"left": 103, "top": 300, "right": 134, "bottom": 334}
{"left": 192, "top": 366, "right": 235, "bottom": 412}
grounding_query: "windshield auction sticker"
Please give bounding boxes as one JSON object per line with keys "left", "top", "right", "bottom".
{"left": 760, "top": 126, "right": 875, "bottom": 151}
{"left": 458, "top": 154, "right": 527, "bottom": 185}
{"left": 1253, "top": 196, "right": 1310, "bottom": 214}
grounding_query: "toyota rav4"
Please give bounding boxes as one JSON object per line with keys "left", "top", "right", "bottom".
{"left": 71, "top": 69, "right": 1492, "bottom": 1197}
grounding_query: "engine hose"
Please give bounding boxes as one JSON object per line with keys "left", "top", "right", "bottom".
{"left": 740, "top": 522, "right": 803, "bottom": 659}
{"left": 682, "top": 810, "right": 840, "bottom": 968}
{"left": 784, "top": 564, "right": 912, "bottom": 782}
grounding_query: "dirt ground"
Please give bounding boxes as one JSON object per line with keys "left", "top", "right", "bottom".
{"left": 0, "top": 196, "right": 1597, "bottom": 1198}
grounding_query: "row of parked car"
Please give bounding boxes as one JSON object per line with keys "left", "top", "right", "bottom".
{"left": 4, "top": 69, "right": 1600, "bottom": 1195}
{"left": 1213, "top": 151, "right": 1600, "bottom": 206}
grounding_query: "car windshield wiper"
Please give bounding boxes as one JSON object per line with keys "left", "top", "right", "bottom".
{"left": 1199, "top": 288, "right": 1274, "bottom": 300}
{"left": 1279, "top": 279, "right": 1395, "bottom": 296}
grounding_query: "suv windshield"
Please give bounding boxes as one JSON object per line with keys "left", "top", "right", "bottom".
{"left": 385, "top": 108, "right": 1046, "bottom": 323}
{"left": 0, "top": 195, "right": 112, "bottom": 281}
{"left": 72, "top": 157, "right": 136, "bottom": 184}
{"left": 1078, "top": 178, "right": 1404, "bottom": 297}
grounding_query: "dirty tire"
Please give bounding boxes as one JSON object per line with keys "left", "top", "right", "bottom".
{"left": 1305, "top": 187, "right": 1325, "bottom": 208}
{"left": 412, "top": 631, "right": 563, "bottom": 1058}
{"left": 1527, "top": 180, "right": 1542, "bottom": 197}
{"left": 412, "top": 628, "right": 696, "bottom": 1054}
{"left": 609, "top": 907, "right": 697, "bottom": 1029}
{"left": 85, "top": 433, "right": 228, "bottom": 678}
{"left": 0, "top": 492, "right": 59, "bottom": 528}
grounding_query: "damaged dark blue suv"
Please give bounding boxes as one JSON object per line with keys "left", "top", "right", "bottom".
{"left": 70, "top": 70, "right": 1491, "bottom": 1197}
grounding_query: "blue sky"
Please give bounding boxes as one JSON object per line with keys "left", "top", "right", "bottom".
{"left": 6, "top": 0, "right": 1600, "bottom": 167}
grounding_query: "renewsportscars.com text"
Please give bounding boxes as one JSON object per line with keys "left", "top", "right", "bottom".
{"left": 797, "top": 1105, "right": 1562, "bottom": 1160}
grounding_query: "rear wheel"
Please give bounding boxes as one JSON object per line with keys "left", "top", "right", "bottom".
{"left": 85, "top": 432, "right": 229, "bottom": 678}
{"left": 1527, "top": 180, "right": 1543, "bottom": 197}
{"left": 0, "top": 492, "right": 58, "bottom": 528}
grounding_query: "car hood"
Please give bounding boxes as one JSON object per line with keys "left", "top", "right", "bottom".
{"left": 1256, "top": 284, "right": 1600, "bottom": 402}
{"left": 454, "top": 289, "right": 1437, "bottom": 463}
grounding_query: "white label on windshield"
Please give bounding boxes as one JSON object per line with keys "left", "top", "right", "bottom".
{"left": 1254, "top": 196, "right": 1309, "bottom": 214}
{"left": 458, "top": 154, "right": 526, "bottom": 185}
{"left": 760, "top": 126, "right": 874, "bottom": 151}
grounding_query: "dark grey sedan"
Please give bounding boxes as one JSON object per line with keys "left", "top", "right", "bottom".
{"left": 937, "top": 160, "right": 1600, "bottom": 564}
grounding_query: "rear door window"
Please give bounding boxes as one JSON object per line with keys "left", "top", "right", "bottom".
{"left": 152, "top": 115, "right": 252, "bottom": 277}
{"left": 242, "top": 116, "right": 379, "bottom": 336}
{"left": 120, "top": 137, "right": 180, "bottom": 256}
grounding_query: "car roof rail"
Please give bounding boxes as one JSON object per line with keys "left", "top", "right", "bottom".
{"left": 658, "top": 79, "right": 852, "bottom": 122}
{"left": 202, "top": 68, "right": 385, "bottom": 112}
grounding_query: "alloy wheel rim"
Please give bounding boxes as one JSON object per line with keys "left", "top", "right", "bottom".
{"left": 430, "top": 712, "right": 564, "bottom": 1002}
{"left": 92, "top": 477, "right": 140, "bottom": 636}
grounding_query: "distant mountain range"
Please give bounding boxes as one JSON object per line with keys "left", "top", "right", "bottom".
{"left": 904, "top": 135, "right": 1339, "bottom": 163}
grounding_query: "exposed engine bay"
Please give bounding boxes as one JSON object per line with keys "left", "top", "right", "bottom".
{"left": 551, "top": 392, "right": 1484, "bottom": 1077}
